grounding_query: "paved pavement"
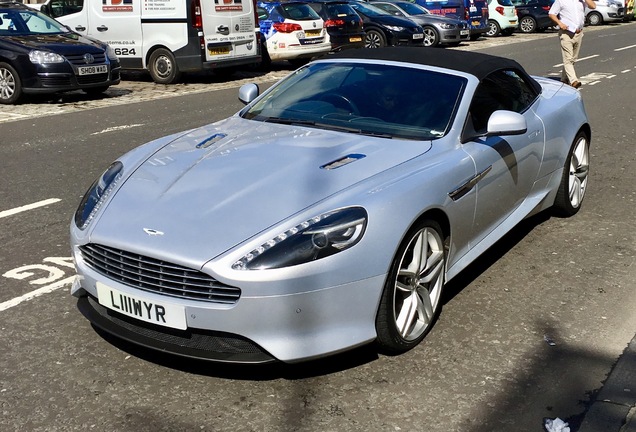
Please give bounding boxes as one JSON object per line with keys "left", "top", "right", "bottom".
{"left": 576, "top": 335, "right": 636, "bottom": 432}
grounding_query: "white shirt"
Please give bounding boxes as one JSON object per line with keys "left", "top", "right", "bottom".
{"left": 549, "top": 0, "right": 587, "bottom": 32}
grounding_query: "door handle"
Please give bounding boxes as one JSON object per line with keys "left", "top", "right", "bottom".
{"left": 75, "top": 25, "right": 86, "bottom": 32}
{"left": 96, "top": 25, "right": 108, "bottom": 32}
{"left": 217, "top": 25, "right": 229, "bottom": 35}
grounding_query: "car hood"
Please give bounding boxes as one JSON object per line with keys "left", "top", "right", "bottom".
{"left": 1, "top": 33, "right": 104, "bottom": 54}
{"left": 91, "top": 117, "right": 432, "bottom": 265}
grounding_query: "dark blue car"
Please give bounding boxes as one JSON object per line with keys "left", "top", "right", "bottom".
{"left": 349, "top": 1, "right": 424, "bottom": 48}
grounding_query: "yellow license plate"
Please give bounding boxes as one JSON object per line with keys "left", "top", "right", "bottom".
{"left": 305, "top": 30, "right": 321, "bottom": 37}
{"left": 209, "top": 47, "right": 231, "bottom": 55}
{"left": 349, "top": 37, "right": 362, "bottom": 42}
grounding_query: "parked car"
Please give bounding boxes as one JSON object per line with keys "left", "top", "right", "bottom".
{"left": 257, "top": 1, "right": 332, "bottom": 68}
{"left": 70, "top": 47, "right": 591, "bottom": 364}
{"left": 0, "top": 1, "right": 120, "bottom": 104}
{"left": 411, "top": 0, "right": 489, "bottom": 40}
{"left": 305, "top": 0, "right": 365, "bottom": 50}
{"left": 586, "top": 0, "right": 624, "bottom": 25}
{"left": 370, "top": 0, "right": 469, "bottom": 47}
{"left": 511, "top": 0, "right": 554, "bottom": 33}
{"left": 486, "top": 0, "right": 518, "bottom": 36}
{"left": 349, "top": 1, "right": 424, "bottom": 48}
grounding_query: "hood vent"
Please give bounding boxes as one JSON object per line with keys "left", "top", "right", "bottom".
{"left": 321, "top": 153, "right": 365, "bottom": 170}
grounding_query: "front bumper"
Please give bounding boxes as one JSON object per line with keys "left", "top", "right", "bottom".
{"left": 22, "top": 65, "right": 121, "bottom": 94}
{"left": 72, "top": 252, "right": 385, "bottom": 363}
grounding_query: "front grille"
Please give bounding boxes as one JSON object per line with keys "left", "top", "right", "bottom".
{"left": 79, "top": 244, "right": 241, "bottom": 304}
{"left": 39, "top": 75, "right": 72, "bottom": 87}
{"left": 65, "top": 52, "right": 107, "bottom": 65}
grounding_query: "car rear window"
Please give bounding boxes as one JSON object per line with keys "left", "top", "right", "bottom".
{"left": 278, "top": 3, "right": 322, "bottom": 20}
{"left": 325, "top": 3, "right": 358, "bottom": 17}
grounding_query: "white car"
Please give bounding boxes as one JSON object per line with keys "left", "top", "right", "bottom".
{"left": 486, "top": 0, "right": 518, "bottom": 36}
{"left": 586, "top": 0, "right": 625, "bottom": 25}
{"left": 257, "top": 1, "right": 332, "bottom": 68}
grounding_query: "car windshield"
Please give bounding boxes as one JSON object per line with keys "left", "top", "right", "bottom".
{"left": 396, "top": 2, "right": 430, "bottom": 15}
{"left": 241, "top": 61, "right": 466, "bottom": 140}
{"left": 0, "top": 9, "right": 68, "bottom": 36}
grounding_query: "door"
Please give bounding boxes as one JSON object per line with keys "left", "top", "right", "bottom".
{"left": 87, "top": 0, "right": 143, "bottom": 63}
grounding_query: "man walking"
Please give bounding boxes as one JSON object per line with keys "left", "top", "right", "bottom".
{"left": 549, "top": 0, "right": 596, "bottom": 89}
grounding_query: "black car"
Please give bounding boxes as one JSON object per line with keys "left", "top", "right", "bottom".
{"left": 305, "top": 0, "right": 366, "bottom": 50}
{"left": 0, "top": 2, "right": 120, "bottom": 104}
{"left": 511, "top": 0, "right": 554, "bottom": 33}
{"left": 349, "top": 1, "right": 424, "bottom": 48}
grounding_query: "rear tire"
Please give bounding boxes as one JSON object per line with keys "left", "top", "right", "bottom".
{"left": 486, "top": 20, "right": 501, "bottom": 37}
{"left": 519, "top": 16, "right": 537, "bottom": 33}
{"left": 148, "top": 48, "right": 181, "bottom": 84}
{"left": 376, "top": 220, "right": 447, "bottom": 353}
{"left": 0, "top": 62, "right": 22, "bottom": 104}
{"left": 553, "top": 131, "right": 590, "bottom": 217}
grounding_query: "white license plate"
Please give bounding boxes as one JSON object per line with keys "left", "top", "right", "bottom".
{"left": 413, "top": 33, "right": 423, "bottom": 39}
{"left": 96, "top": 281, "right": 187, "bottom": 330}
{"left": 460, "top": 30, "right": 470, "bottom": 35}
{"left": 78, "top": 65, "right": 108, "bottom": 76}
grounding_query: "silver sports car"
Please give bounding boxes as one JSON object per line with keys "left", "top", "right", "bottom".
{"left": 70, "top": 48, "right": 591, "bottom": 364}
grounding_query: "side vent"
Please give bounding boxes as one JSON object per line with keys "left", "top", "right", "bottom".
{"left": 321, "top": 154, "right": 365, "bottom": 170}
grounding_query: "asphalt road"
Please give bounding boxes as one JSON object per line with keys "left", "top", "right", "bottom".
{"left": 1, "top": 24, "right": 635, "bottom": 432}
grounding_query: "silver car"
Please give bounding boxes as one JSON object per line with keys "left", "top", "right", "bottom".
{"left": 70, "top": 48, "right": 591, "bottom": 364}
{"left": 371, "top": 0, "right": 470, "bottom": 46}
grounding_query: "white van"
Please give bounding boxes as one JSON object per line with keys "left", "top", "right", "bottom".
{"left": 40, "top": 0, "right": 261, "bottom": 83}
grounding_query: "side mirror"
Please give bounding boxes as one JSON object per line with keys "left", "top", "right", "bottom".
{"left": 238, "top": 83, "right": 259, "bottom": 105}
{"left": 486, "top": 110, "right": 527, "bottom": 136}
{"left": 40, "top": 4, "right": 50, "bottom": 16}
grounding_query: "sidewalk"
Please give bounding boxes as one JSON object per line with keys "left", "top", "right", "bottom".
{"left": 577, "top": 334, "right": 636, "bottom": 431}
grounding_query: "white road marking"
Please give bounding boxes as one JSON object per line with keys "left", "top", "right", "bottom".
{"left": 614, "top": 44, "right": 636, "bottom": 51}
{"left": 91, "top": 124, "right": 145, "bottom": 135}
{"left": 622, "top": 70, "right": 632, "bottom": 73}
{"left": 0, "top": 198, "right": 61, "bottom": 219}
{"left": 0, "top": 276, "right": 75, "bottom": 312}
{"left": 553, "top": 54, "right": 600, "bottom": 68}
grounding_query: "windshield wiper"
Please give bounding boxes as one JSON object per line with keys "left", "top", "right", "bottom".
{"left": 261, "top": 116, "right": 316, "bottom": 126}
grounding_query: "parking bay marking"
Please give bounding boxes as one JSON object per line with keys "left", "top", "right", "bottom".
{"left": 1, "top": 257, "right": 75, "bottom": 312}
{"left": 0, "top": 198, "right": 61, "bottom": 219}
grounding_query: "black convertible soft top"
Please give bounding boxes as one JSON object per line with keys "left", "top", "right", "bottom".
{"left": 326, "top": 47, "right": 541, "bottom": 91}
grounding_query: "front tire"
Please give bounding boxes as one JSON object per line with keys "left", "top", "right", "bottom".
{"left": 0, "top": 62, "right": 22, "bottom": 104}
{"left": 365, "top": 29, "right": 386, "bottom": 48}
{"left": 519, "top": 16, "right": 537, "bottom": 33}
{"left": 486, "top": 20, "right": 501, "bottom": 37}
{"left": 148, "top": 48, "right": 181, "bottom": 84}
{"left": 587, "top": 12, "right": 603, "bottom": 26}
{"left": 553, "top": 131, "right": 590, "bottom": 217}
{"left": 376, "top": 220, "right": 446, "bottom": 353}
{"left": 423, "top": 26, "right": 440, "bottom": 47}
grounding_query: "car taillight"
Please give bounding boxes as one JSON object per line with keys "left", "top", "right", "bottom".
{"left": 465, "top": 9, "right": 470, "bottom": 20}
{"left": 542, "top": 5, "right": 550, "bottom": 10}
{"left": 496, "top": 6, "right": 504, "bottom": 14}
{"left": 324, "top": 19, "right": 345, "bottom": 27}
{"left": 273, "top": 22, "right": 303, "bottom": 33}
{"left": 192, "top": 0, "right": 203, "bottom": 29}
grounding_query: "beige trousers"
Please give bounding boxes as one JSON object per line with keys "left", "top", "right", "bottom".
{"left": 559, "top": 30, "right": 584, "bottom": 84}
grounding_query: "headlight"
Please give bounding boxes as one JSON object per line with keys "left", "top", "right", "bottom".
{"left": 233, "top": 207, "right": 368, "bottom": 270}
{"left": 74, "top": 161, "right": 123, "bottom": 230}
{"left": 385, "top": 26, "right": 406, "bottom": 31}
{"left": 106, "top": 45, "right": 119, "bottom": 61}
{"left": 29, "top": 50, "right": 65, "bottom": 64}
{"left": 439, "top": 23, "right": 454, "bottom": 29}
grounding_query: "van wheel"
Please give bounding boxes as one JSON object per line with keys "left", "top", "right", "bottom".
{"left": 0, "top": 62, "right": 23, "bottom": 104}
{"left": 148, "top": 48, "right": 181, "bottom": 84}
